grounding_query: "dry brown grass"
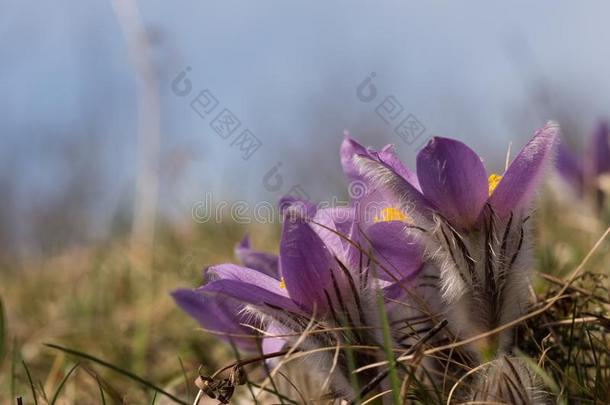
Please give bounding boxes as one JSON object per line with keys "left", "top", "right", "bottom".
{"left": 0, "top": 192, "right": 609, "bottom": 404}
{"left": 0, "top": 220, "right": 278, "bottom": 403}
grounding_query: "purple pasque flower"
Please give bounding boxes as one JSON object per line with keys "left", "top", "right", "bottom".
{"left": 557, "top": 120, "right": 610, "bottom": 209}
{"left": 171, "top": 289, "right": 262, "bottom": 352}
{"left": 172, "top": 235, "right": 279, "bottom": 352}
{"left": 340, "top": 135, "right": 425, "bottom": 283}
{"left": 354, "top": 122, "right": 559, "bottom": 357}
{"left": 173, "top": 196, "right": 428, "bottom": 399}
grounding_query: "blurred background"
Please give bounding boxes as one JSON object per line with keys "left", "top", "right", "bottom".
{"left": 1, "top": 1, "right": 610, "bottom": 402}
{"left": 2, "top": 0, "right": 610, "bottom": 260}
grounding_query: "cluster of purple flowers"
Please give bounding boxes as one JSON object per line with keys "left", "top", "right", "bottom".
{"left": 174, "top": 121, "right": 570, "bottom": 403}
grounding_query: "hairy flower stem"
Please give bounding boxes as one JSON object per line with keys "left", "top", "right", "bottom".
{"left": 353, "top": 319, "right": 448, "bottom": 403}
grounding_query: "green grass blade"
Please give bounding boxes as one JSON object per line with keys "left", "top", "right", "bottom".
{"left": 80, "top": 363, "right": 123, "bottom": 403}
{"left": 344, "top": 342, "right": 361, "bottom": 403}
{"left": 37, "top": 380, "right": 48, "bottom": 403}
{"left": 45, "top": 343, "right": 188, "bottom": 405}
{"left": 50, "top": 363, "right": 79, "bottom": 405}
{"left": 177, "top": 356, "right": 191, "bottom": 403}
{"left": 22, "top": 360, "right": 39, "bottom": 405}
{"left": 11, "top": 338, "right": 18, "bottom": 400}
{"left": 374, "top": 279, "right": 401, "bottom": 405}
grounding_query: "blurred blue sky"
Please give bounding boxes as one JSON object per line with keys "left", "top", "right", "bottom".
{"left": 2, "top": 1, "right": 610, "bottom": 254}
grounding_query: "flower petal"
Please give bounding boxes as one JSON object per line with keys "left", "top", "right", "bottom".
{"left": 262, "top": 322, "right": 289, "bottom": 356}
{"left": 417, "top": 137, "right": 488, "bottom": 228}
{"left": 171, "top": 288, "right": 257, "bottom": 350}
{"left": 380, "top": 274, "right": 418, "bottom": 302}
{"left": 354, "top": 154, "right": 435, "bottom": 226}
{"left": 585, "top": 120, "right": 610, "bottom": 178}
{"left": 311, "top": 207, "right": 354, "bottom": 263}
{"left": 340, "top": 135, "right": 369, "bottom": 181}
{"left": 278, "top": 196, "right": 317, "bottom": 219}
{"left": 377, "top": 145, "right": 420, "bottom": 190}
{"left": 556, "top": 141, "right": 583, "bottom": 194}
{"left": 201, "top": 278, "right": 301, "bottom": 313}
{"left": 323, "top": 207, "right": 355, "bottom": 238}
{"left": 381, "top": 264, "right": 442, "bottom": 317}
{"left": 489, "top": 122, "right": 559, "bottom": 217}
{"left": 365, "top": 221, "right": 424, "bottom": 281}
{"left": 234, "top": 235, "right": 279, "bottom": 279}
{"left": 280, "top": 214, "right": 337, "bottom": 314}
{"left": 207, "top": 264, "right": 288, "bottom": 296}
{"left": 341, "top": 136, "right": 420, "bottom": 194}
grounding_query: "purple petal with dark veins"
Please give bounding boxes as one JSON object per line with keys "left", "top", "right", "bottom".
{"left": 201, "top": 279, "right": 301, "bottom": 313}
{"left": 365, "top": 221, "right": 424, "bottom": 282}
{"left": 280, "top": 214, "right": 337, "bottom": 314}
{"left": 311, "top": 207, "right": 354, "bottom": 263}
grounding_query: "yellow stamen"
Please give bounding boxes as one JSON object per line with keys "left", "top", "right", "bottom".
{"left": 488, "top": 173, "right": 502, "bottom": 196}
{"left": 279, "top": 277, "right": 286, "bottom": 289}
{"left": 373, "top": 207, "right": 409, "bottom": 223}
